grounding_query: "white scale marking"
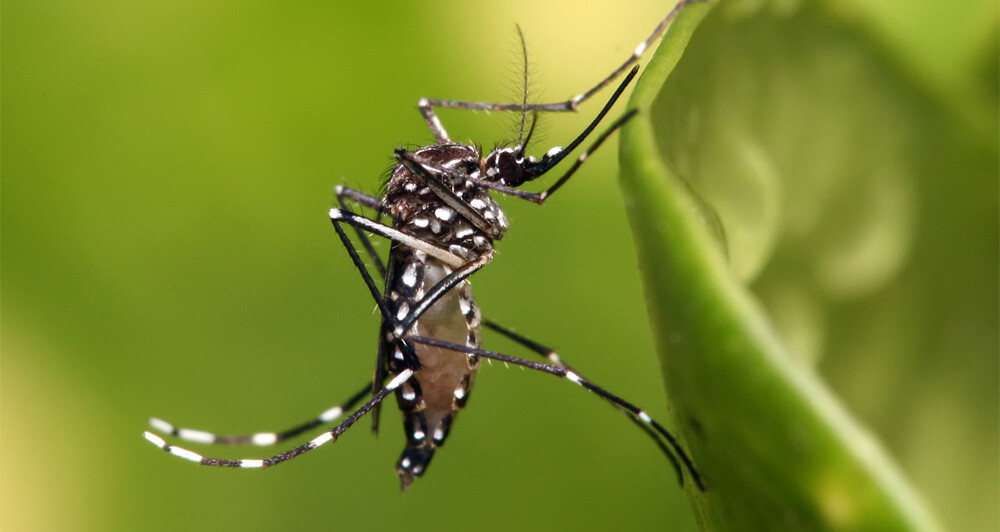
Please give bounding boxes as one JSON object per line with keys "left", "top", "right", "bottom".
{"left": 311, "top": 432, "right": 334, "bottom": 447}
{"left": 402, "top": 264, "right": 418, "bottom": 287}
{"left": 328, "top": 208, "right": 463, "bottom": 267}
{"left": 240, "top": 459, "right": 264, "bottom": 468}
{"left": 252, "top": 432, "right": 278, "bottom": 446}
{"left": 454, "top": 388, "right": 466, "bottom": 400}
{"left": 389, "top": 369, "right": 414, "bottom": 390}
{"left": 178, "top": 428, "right": 214, "bottom": 444}
{"left": 144, "top": 431, "right": 166, "bottom": 448}
{"left": 638, "top": 411, "right": 652, "bottom": 423}
{"left": 413, "top": 430, "right": 425, "bottom": 440}
{"left": 433, "top": 428, "right": 445, "bottom": 442}
{"left": 634, "top": 41, "right": 647, "bottom": 56}
{"left": 566, "top": 371, "right": 583, "bottom": 385}
{"left": 170, "top": 446, "right": 203, "bottom": 463}
{"left": 148, "top": 418, "right": 173, "bottom": 434}
{"left": 469, "top": 198, "right": 486, "bottom": 209}
{"left": 402, "top": 386, "right": 416, "bottom": 401}
{"left": 455, "top": 227, "right": 475, "bottom": 239}
{"left": 413, "top": 217, "right": 429, "bottom": 228}
{"left": 319, "top": 406, "right": 344, "bottom": 423}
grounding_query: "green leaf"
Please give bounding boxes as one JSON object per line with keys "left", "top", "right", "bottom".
{"left": 617, "top": 1, "right": 992, "bottom": 529}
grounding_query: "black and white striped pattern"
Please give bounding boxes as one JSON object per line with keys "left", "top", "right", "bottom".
{"left": 144, "top": 0, "right": 707, "bottom": 491}
{"left": 143, "top": 371, "right": 414, "bottom": 469}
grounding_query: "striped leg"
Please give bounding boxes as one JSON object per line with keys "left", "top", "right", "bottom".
{"left": 405, "top": 335, "right": 704, "bottom": 491}
{"left": 143, "top": 370, "right": 414, "bottom": 468}
{"left": 147, "top": 383, "right": 371, "bottom": 447}
{"left": 483, "top": 320, "right": 687, "bottom": 486}
{"left": 417, "top": 0, "right": 707, "bottom": 141}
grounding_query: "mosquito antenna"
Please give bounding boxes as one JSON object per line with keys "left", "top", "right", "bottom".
{"left": 522, "top": 110, "right": 539, "bottom": 150}
{"left": 515, "top": 24, "right": 530, "bottom": 148}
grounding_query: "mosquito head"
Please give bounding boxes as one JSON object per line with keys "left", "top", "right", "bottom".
{"left": 482, "top": 144, "right": 562, "bottom": 188}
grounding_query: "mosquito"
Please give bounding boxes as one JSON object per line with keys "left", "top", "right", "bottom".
{"left": 144, "top": 0, "right": 707, "bottom": 492}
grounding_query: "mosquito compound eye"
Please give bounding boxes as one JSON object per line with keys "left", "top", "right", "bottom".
{"left": 484, "top": 148, "right": 526, "bottom": 187}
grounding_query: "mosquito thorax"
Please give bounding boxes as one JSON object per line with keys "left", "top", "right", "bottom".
{"left": 385, "top": 143, "right": 509, "bottom": 255}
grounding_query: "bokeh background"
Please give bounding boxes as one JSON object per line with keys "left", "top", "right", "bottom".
{"left": 3, "top": 1, "right": 996, "bottom": 531}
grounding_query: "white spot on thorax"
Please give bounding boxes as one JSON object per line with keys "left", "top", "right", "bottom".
{"left": 435, "top": 207, "right": 454, "bottom": 221}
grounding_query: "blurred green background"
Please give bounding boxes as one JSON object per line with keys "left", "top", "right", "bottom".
{"left": 2, "top": 1, "right": 996, "bottom": 531}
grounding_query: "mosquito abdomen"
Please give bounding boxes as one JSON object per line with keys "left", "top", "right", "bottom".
{"left": 390, "top": 257, "right": 481, "bottom": 490}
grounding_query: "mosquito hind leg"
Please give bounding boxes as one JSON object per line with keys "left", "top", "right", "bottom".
{"left": 144, "top": 370, "right": 414, "bottom": 469}
{"left": 148, "top": 383, "right": 371, "bottom": 447}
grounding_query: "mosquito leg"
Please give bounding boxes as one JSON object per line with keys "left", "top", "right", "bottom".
{"left": 419, "top": 0, "right": 707, "bottom": 116}
{"left": 335, "top": 185, "right": 391, "bottom": 280}
{"left": 418, "top": 98, "right": 452, "bottom": 143}
{"left": 330, "top": 213, "right": 422, "bottom": 371}
{"left": 330, "top": 208, "right": 464, "bottom": 268}
{"left": 405, "top": 335, "right": 704, "bottom": 490}
{"left": 148, "top": 383, "right": 371, "bottom": 447}
{"left": 482, "top": 319, "right": 686, "bottom": 483}
{"left": 331, "top": 185, "right": 397, "bottom": 430}
{"left": 143, "top": 370, "right": 414, "bottom": 468}
{"left": 334, "top": 185, "right": 386, "bottom": 213}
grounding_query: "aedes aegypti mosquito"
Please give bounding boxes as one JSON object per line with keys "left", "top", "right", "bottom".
{"left": 144, "top": 0, "right": 706, "bottom": 492}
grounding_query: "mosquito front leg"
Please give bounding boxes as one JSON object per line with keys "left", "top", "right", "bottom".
{"left": 419, "top": 0, "right": 706, "bottom": 120}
